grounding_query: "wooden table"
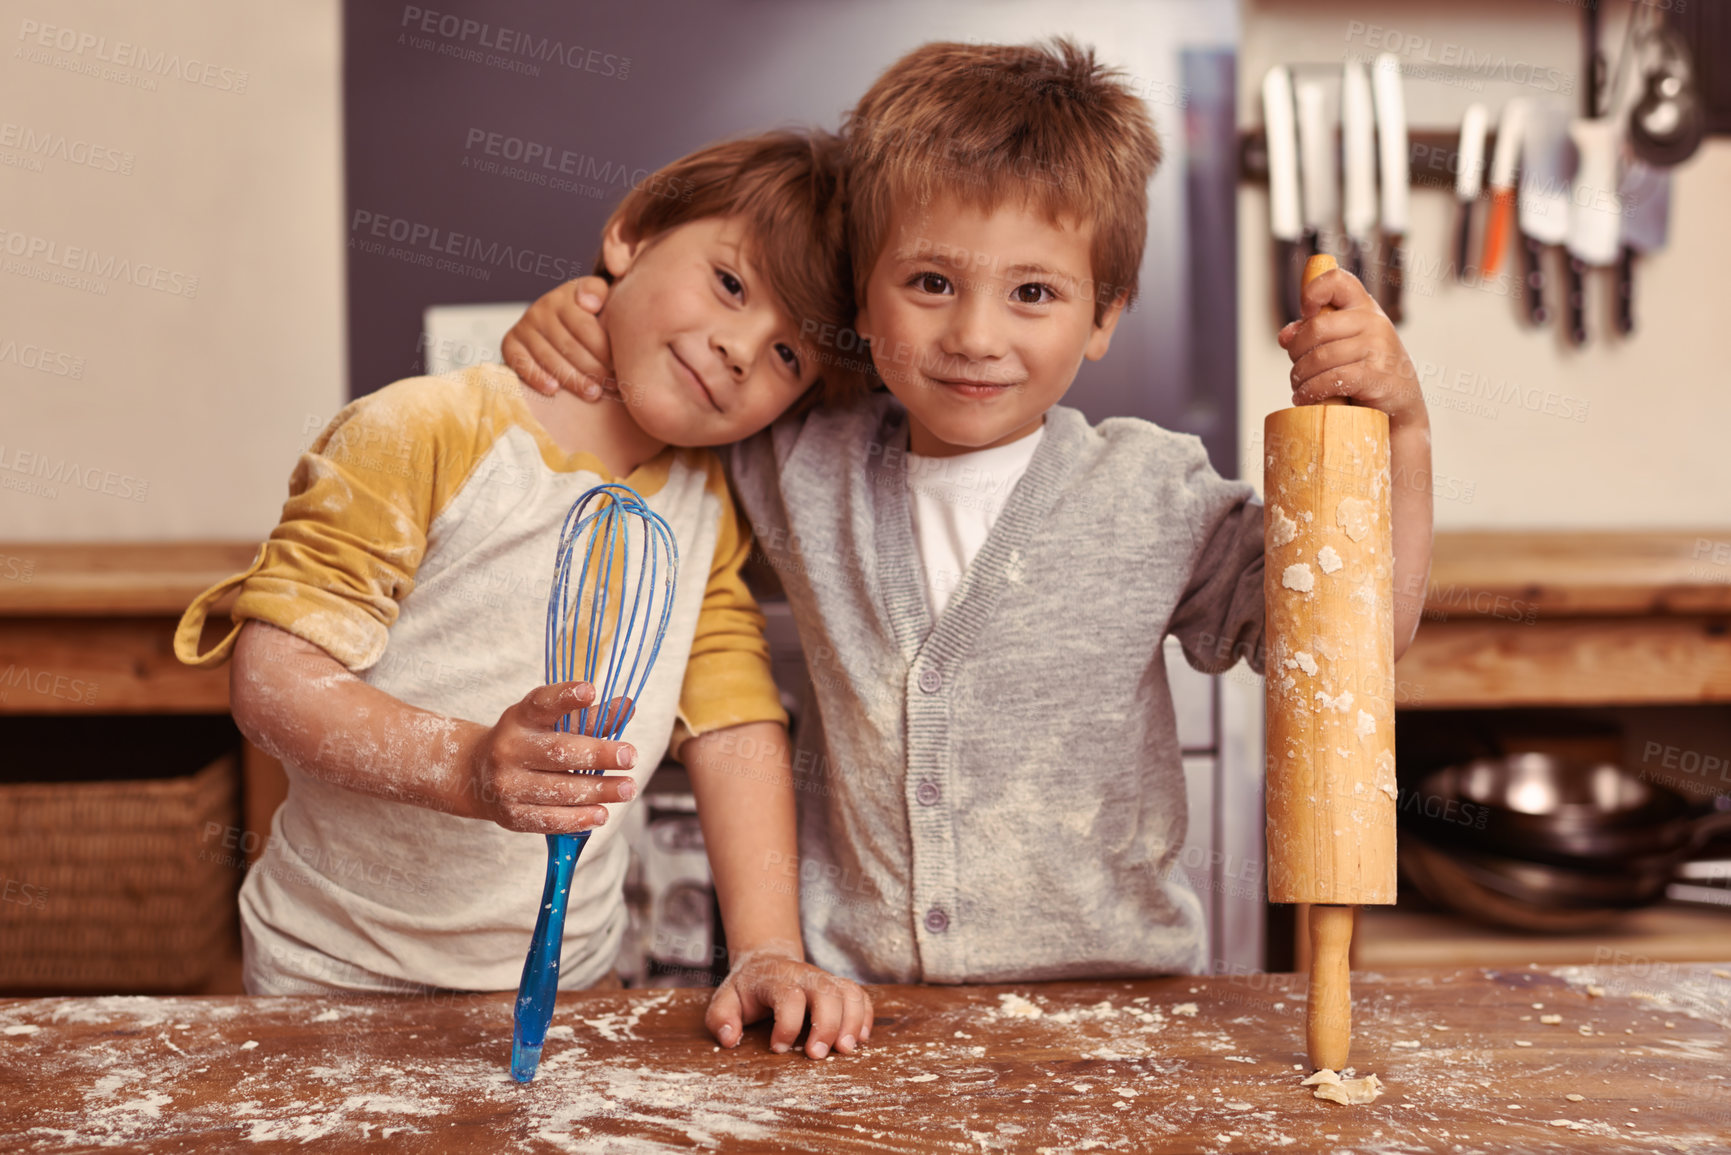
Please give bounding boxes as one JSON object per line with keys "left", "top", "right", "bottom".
{"left": 5, "top": 966, "right": 1730, "bottom": 1153}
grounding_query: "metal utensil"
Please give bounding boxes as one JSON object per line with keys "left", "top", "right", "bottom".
{"left": 1516, "top": 103, "right": 1570, "bottom": 327}
{"left": 1371, "top": 53, "right": 1409, "bottom": 323}
{"left": 1479, "top": 99, "right": 1526, "bottom": 276}
{"left": 1295, "top": 79, "right": 1336, "bottom": 261}
{"left": 1453, "top": 103, "right": 1488, "bottom": 280}
{"left": 1401, "top": 751, "right": 1731, "bottom": 930}
{"left": 1628, "top": 17, "right": 1706, "bottom": 167}
{"left": 1616, "top": 157, "right": 1672, "bottom": 336}
{"left": 1565, "top": 115, "right": 1623, "bottom": 345}
{"left": 1340, "top": 61, "right": 1377, "bottom": 282}
{"left": 1403, "top": 751, "right": 1731, "bottom": 879}
{"left": 1262, "top": 65, "right": 1303, "bottom": 325}
{"left": 511, "top": 482, "right": 678, "bottom": 1083}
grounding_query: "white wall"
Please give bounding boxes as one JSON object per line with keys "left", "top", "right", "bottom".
{"left": 1, "top": 0, "right": 344, "bottom": 540}
{"left": 1239, "top": 0, "right": 1731, "bottom": 528}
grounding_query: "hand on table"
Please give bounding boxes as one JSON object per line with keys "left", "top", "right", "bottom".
{"left": 705, "top": 940, "right": 874, "bottom": 1060}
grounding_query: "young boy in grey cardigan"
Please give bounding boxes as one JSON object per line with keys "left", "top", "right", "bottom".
{"left": 505, "top": 39, "right": 1432, "bottom": 1020}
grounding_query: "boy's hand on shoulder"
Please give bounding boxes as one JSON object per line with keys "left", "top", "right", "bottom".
{"left": 706, "top": 939, "right": 874, "bottom": 1060}
{"left": 502, "top": 276, "right": 616, "bottom": 402}
{"left": 462, "top": 681, "right": 639, "bottom": 834}
{"left": 1278, "top": 267, "right": 1428, "bottom": 431}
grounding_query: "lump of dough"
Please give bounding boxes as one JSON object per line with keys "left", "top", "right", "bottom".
{"left": 1269, "top": 504, "right": 1298, "bottom": 547}
{"left": 1317, "top": 545, "right": 1343, "bottom": 574}
{"left": 1282, "top": 563, "right": 1315, "bottom": 592}
{"left": 1303, "top": 1068, "right": 1384, "bottom": 1105}
{"left": 1335, "top": 498, "right": 1374, "bottom": 542}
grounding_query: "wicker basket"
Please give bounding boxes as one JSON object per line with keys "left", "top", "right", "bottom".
{"left": 0, "top": 753, "right": 239, "bottom": 991}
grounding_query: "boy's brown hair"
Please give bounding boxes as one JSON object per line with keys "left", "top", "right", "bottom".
{"left": 599, "top": 129, "right": 868, "bottom": 407}
{"left": 843, "top": 38, "right": 1162, "bottom": 325}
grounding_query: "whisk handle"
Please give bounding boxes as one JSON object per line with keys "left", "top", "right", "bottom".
{"left": 509, "top": 830, "right": 591, "bottom": 1081}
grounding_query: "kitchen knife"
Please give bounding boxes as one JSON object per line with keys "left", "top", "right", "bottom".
{"left": 1454, "top": 104, "right": 1488, "bottom": 281}
{"left": 1263, "top": 66, "right": 1304, "bottom": 325}
{"left": 1341, "top": 61, "right": 1377, "bottom": 283}
{"left": 1296, "top": 79, "right": 1337, "bottom": 261}
{"left": 1481, "top": 99, "right": 1527, "bottom": 276}
{"left": 1516, "top": 103, "right": 1570, "bottom": 327}
{"left": 1371, "top": 53, "right": 1409, "bottom": 324}
{"left": 1615, "top": 157, "right": 1671, "bottom": 335}
{"left": 1565, "top": 116, "right": 1622, "bottom": 345}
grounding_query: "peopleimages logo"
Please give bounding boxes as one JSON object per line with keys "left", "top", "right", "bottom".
{"left": 399, "top": 7, "right": 630, "bottom": 79}
{"left": 1344, "top": 21, "right": 1574, "bottom": 95}
{"left": 0, "top": 122, "right": 135, "bottom": 174}
{"left": 0, "top": 228, "right": 198, "bottom": 298}
{"left": 0, "top": 337, "right": 84, "bottom": 379}
{"left": 349, "top": 211, "right": 583, "bottom": 283}
{"left": 0, "top": 445, "right": 148, "bottom": 502}
{"left": 16, "top": 19, "right": 250, "bottom": 93}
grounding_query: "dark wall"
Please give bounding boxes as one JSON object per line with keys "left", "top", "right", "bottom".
{"left": 344, "top": 0, "right": 1240, "bottom": 473}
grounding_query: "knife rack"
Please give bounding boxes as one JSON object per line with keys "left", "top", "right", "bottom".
{"left": 1239, "top": 128, "right": 1498, "bottom": 191}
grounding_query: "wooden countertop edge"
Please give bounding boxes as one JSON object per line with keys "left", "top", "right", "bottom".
{"left": 0, "top": 542, "right": 258, "bottom": 616}
{"left": 2, "top": 531, "right": 1730, "bottom": 617}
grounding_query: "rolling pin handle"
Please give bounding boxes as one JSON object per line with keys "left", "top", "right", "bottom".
{"left": 1307, "top": 904, "right": 1355, "bottom": 1072}
{"left": 1298, "top": 255, "right": 1350, "bottom": 407}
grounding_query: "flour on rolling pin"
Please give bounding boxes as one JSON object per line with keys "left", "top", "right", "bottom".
{"left": 1262, "top": 404, "right": 1398, "bottom": 906}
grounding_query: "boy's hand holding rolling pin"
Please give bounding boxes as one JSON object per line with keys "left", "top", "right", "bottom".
{"left": 1278, "top": 266, "right": 1433, "bottom": 659}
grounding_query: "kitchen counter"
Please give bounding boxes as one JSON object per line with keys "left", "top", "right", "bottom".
{"left": 5, "top": 965, "right": 1730, "bottom": 1153}
{"left": 1395, "top": 529, "right": 1731, "bottom": 708}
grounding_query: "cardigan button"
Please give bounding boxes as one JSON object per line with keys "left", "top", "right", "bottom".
{"left": 915, "top": 780, "right": 941, "bottom": 806}
{"left": 923, "top": 907, "right": 950, "bottom": 934}
{"left": 917, "top": 669, "right": 942, "bottom": 694}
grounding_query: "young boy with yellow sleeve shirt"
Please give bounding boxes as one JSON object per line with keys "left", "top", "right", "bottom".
{"left": 177, "top": 131, "right": 874, "bottom": 1059}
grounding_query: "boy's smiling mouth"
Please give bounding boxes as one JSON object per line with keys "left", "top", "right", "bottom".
{"left": 669, "top": 345, "right": 723, "bottom": 412}
{"left": 924, "top": 371, "right": 1019, "bottom": 398}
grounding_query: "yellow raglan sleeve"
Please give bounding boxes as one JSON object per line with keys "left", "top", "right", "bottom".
{"left": 174, "top": 375, "right": 489, "bottom": 671}
{"left": 671, "top": 461, "right": 789, "bottom": 751}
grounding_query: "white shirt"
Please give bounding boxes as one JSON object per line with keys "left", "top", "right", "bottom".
{"left": 905, "top": 425, "right": 1045, "bottom": 620}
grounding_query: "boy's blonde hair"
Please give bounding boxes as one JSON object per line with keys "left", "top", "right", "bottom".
{"left": 843, "top": 38, "right": 1162, "bottom": 324}
{"left": 600, "top": 130, "right": 868, "bottom": 407}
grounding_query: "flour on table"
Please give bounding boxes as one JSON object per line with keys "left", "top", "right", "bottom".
{"left": 579, "top": 990, "right": 673, "bottom": 1042}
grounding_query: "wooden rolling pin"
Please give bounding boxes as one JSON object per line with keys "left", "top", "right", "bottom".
{"left": 1264, "top": 253, "right": 1397, "bottom": 1072}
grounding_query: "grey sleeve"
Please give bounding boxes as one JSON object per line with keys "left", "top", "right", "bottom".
{"left": 1167, "top": 461, "right": 1266, "bottom": 677}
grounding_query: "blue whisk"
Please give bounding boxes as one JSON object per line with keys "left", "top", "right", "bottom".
{"left": 510, "top": 482, "right": 678, "bottom": 1083}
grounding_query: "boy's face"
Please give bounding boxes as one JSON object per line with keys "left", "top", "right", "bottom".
{"left": 855, "top": 194, "right": 1124, "bottom": 458}
{"left": 601, "top": 215, "right": 819, "bottom": 447}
